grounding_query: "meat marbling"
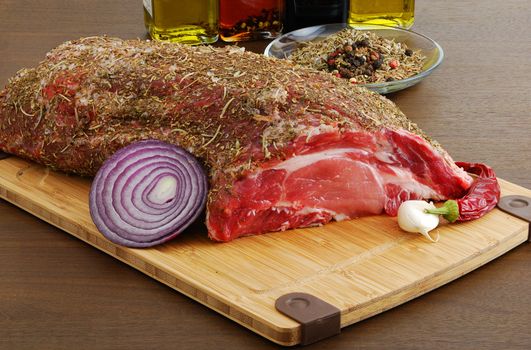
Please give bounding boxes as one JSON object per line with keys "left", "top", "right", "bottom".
{"left": 0, "top": 37, "right": 472, "bottom": 241}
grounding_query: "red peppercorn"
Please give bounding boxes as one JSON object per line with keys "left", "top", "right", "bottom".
{"left": 329, "top": 52, "right": 338, "bottom": 58}
{"left": 335, "top": 73, "right": 341, "bottom": 78}
{"left": 389, "top": 59, "right": 399, "bottom": 69}
{"left": 328, "top": 59, "right": 336, "bottom": 66}
{"left": 369, "top": 51, "right": 380, "bottom": 61}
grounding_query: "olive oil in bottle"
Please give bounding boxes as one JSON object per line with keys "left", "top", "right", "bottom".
{"left": 143, "top": 0, "right": 219, "bottom": 44}
{"left": 348, "top": 0, "right": 415, "bottom": 29}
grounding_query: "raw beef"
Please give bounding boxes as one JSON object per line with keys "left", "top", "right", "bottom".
{"left": 0, "top": 37, "right": 472, "bottom": 241}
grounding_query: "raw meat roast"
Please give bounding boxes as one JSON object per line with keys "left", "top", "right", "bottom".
{"left": 0, "top": 37, "right": 472, "bottom": 241}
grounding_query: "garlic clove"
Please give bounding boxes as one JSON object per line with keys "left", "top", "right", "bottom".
{"left": 397, "top": 200, "right": 440, "bottom": 242}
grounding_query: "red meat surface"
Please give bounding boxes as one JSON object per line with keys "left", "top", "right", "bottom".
{"left": 207, "top": 130, "right": 471, "bottom": 240}
{"left": 0, "top": 37, "right": 472, "bottom": 241}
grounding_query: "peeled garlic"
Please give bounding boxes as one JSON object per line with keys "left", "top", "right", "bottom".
{"left": 397, "top": 200, "right": 440, "bottom": 242}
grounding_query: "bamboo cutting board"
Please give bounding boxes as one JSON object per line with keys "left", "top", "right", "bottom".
{"left": 0, "top": 156, "right": 529, "bottom": 346}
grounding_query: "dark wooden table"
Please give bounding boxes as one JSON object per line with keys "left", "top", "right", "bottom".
{"left": 1, "top": 1, "right": 530, "bottom": 349}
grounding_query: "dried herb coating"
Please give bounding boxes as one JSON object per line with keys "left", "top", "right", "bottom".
{"left": 0, "top": 36, "right": 440, "bottom": 206}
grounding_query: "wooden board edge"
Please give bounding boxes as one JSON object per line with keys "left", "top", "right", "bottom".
{"left": 2, "top": 158, "right": 530, "bottom": 347}
{"left": 4, "top": 181, "right": 527, "bottom": 347}
{"left": 340, "top": 227, "right": 528, "bottom": 327}
{"left": 0, "top": 186, "right": 300, "bottom": 346}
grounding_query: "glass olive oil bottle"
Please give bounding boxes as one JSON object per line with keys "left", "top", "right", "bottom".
{"left": 143, "top": 0, "right": 219, "bottom": 44}
{"left": 348, "top": 0, "right": 415, "bottom": 29}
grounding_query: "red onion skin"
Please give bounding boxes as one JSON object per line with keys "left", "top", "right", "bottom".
{"left": 89, "top": 140, "right": 208, "bottom": 248}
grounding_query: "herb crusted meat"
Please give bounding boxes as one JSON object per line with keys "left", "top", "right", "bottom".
{"left": 0, "top": 37, "right": 472, "bottom": 241}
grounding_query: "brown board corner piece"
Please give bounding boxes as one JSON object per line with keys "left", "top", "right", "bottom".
{"left": 275, "top": 292, "right": 341, "bottom": 346}
{"left": 497, "top": 195, "right": 531, "bottom": 242}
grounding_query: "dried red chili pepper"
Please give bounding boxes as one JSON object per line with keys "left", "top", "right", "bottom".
{"left": 426, "top": 162, "right": 500, "bottom": 222}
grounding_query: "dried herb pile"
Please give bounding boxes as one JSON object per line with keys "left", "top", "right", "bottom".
{"left": 289, "top": 29, "right": 425, "bottom": 84}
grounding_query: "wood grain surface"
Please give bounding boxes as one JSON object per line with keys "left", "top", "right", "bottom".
{"left": 1, "top": 0, "right": 530, "bottom": 349}
{"left": 1, "top": 156, "right": 529, "bottom": 346}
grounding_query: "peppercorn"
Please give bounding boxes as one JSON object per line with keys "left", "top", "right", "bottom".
{"left": 344, "top": 45, "right": 353, "bottom": 52}
{"left": 405, "top": 48, "right": 413, "bottom": 56}
{"left": 372, "top": 60, "right": 382, "bottom": 69}
{"left": 386, "top": 77, "right": 395, "bottom": 82}
{"left": 357, "top": 39, "right": 369, "bottom": 47}
{"left": 389, "top": 59, "right": 399, "bottom": 69}
{"left": 327, "top": 59, "right": 336, "bottom": 66}
{"left": 339, "top": 68, "right": 353, "bottom": 78}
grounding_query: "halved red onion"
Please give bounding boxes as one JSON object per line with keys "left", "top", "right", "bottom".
{"left": 89, "top": 140, "right": 208, "bottom": 248}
